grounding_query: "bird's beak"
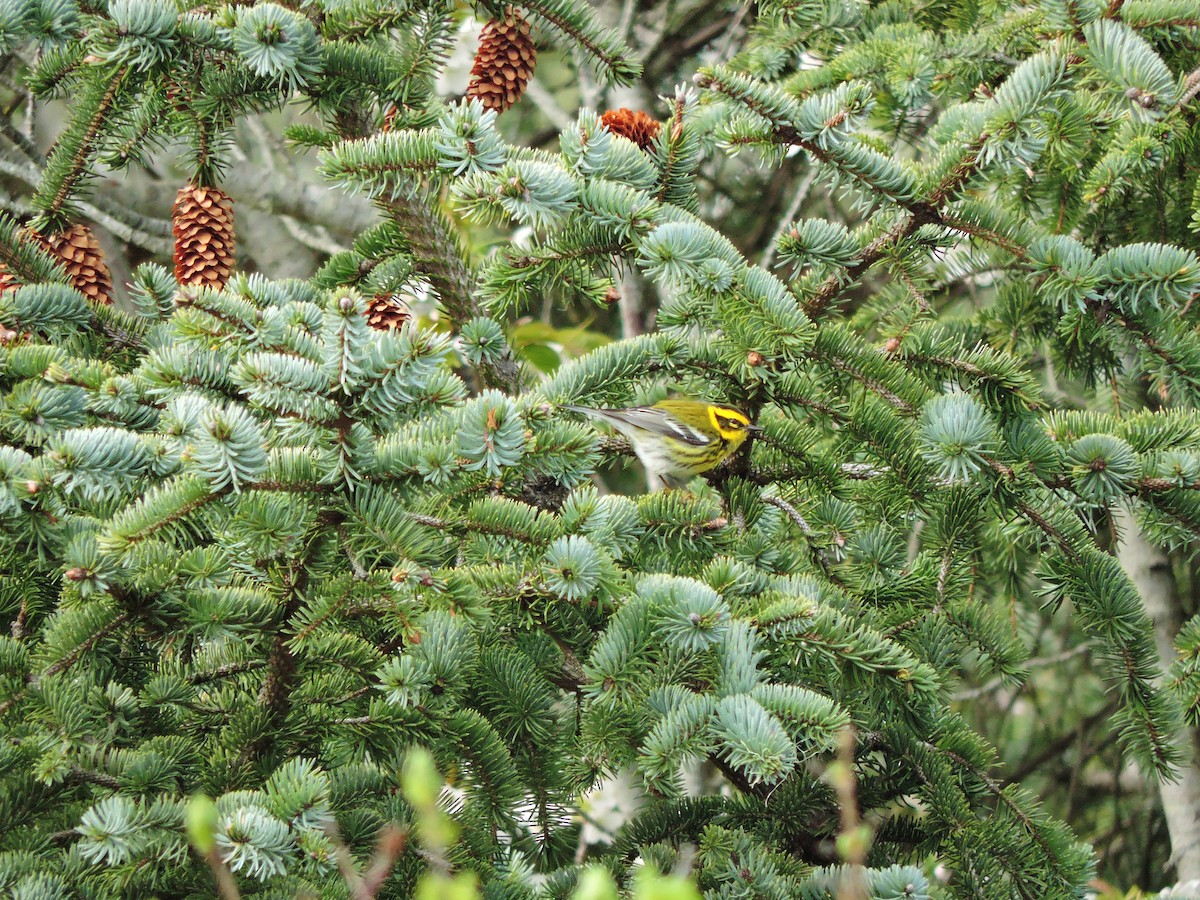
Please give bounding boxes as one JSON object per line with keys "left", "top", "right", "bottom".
{"left": 746, "top": 424, "right": 763, "bottom": 433}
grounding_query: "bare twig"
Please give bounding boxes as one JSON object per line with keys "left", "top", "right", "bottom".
{"left": 523, "top": 78, "right": 575, "bottom": 131}
{"left": 764, "top": 494, "right": 836, "bottom": 575}
{"left": 953, "top": 644, "right": 1091, "bottom": 701}
{"left": 0, "top": 156, "right": 173, "bottom": 254}
{"left": 830, "top": 727, "right": 868, "bottom": 900}
{"left": 201, "top": 850, "right": 242, "bottom": 900}
{"left": 279, "top": 215, "right": 348, "bottom": 257}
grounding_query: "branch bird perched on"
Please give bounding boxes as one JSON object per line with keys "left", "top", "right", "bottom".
{"left": 564, "top": 399, "right": 760, "bottom": 483}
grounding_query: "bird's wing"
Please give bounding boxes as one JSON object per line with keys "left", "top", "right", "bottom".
{"left": 565, "top": 406, "right": 710, "bottom": 447}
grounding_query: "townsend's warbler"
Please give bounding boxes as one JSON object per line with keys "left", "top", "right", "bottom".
{"left": 564, "top": 400, "right": 759, "bottom": 482}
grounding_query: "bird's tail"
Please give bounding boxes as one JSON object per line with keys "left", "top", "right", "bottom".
{"left": 561, "top": 404, "right": 607, "bottom": 418}
{"left": 561, "top": 405, "right": 626, "bottom": 426}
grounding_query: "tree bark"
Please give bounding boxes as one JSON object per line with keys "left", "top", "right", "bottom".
{"left": 1116, "top": 508, "right": 1200, "bottom": 882}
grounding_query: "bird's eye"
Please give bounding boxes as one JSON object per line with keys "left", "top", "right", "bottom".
{"left": 718, "top": 417, "right": 743, "bottom": 431}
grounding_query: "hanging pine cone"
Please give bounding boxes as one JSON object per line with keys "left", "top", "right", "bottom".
{"left": 600, "top": 109, "right": 661, "bottom": 150}
{"left": 173, "top": 184, "right": 236, "bottom": 290}
{"left": 465, "top": 8, "right": 536, "bottom": 113}
{"left": 364, "top": 293, "right": 410, "bottom": 331}
{"left": 33, "top": 224, "right": 113, "bottom": 305}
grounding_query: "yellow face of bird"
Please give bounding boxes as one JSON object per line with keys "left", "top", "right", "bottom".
{"left": 707, "top": 406, "right": 753, "bottom": 448}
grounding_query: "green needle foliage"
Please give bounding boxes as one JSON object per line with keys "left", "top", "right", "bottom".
{"left": 0, "top": 0, "right": 1198, "bottom": 896}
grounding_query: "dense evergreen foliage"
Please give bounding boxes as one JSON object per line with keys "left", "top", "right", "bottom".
{"left": 1, "top": 0, "right": 1199, "bottom": 896}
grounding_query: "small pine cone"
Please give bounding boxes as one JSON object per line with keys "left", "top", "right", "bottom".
{"left": 600, "top": 109, "right": 661, "bottom": 150}
{"left": 34, "top": 224, "right": 113, "bottom": 305}
{"left": 465, "top": 8, "right": 536, "bottom": 113}
{"left": 382, "top": 103, "right": 399, "bottom": 132}
{"left": 0, "top": 262, "right": 19, "bottom": 293}
{"left": 173, "top": 184, "right": 236, "bottom": 290}
{"left": 364, "top": 293, "right": 410, "bottom": 331}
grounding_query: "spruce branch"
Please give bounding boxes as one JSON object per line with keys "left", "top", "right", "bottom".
{"left": 795, "top": 136, "right": 987, "bottom": 318}
{"left": 188, "top": 659, "right": 269, "bottom": 685}
{"left": 763, "top": 493, "right": 836, "bottom": 576}
{"left": 67, "top": 765, "right": 121, "bottom": 790}
{"left": 243, "top": 512, "right": 343, "bottom": 765}
{"left": 811, "top": 349, "right": 917, "bottom": 414}
{"left": 935, "top": 744, "right": 1070, "bottom": 878}
{"left": 1, "top": 1, "right": 1198, "bottom": 892}
{"left": 382, "top": 191, "right": 522, "bottom": 392}
{"left": 517, "top": 0, "right": 641, "bottom": 86}
{"left": 30, "top": 66, "right": 129, "bottom": 231}
{"left": 0, "top": 612, "right": 131, "bottom": 719}
{"left": 0, "top": 212, "right": 69, "bottom": 284}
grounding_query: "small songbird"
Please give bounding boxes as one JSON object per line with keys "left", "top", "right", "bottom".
{"left": 564, "top": 399, "right": 759, "bottom": 483}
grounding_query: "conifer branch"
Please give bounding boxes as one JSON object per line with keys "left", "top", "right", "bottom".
{"left": 0, "top": 612, "right": 131, "bottom": 719}
{"left": 654, "top": 91, "right": 689, "bottom": 205}
{"left": 517, "top": 0, "right": 640, "bottom": 85}
{"left": 795, "top": 137, "right": 987, "bottom": 318}
{"left": 1, "top": 2, "right": 1195, "bottom": 892}
{"left": 244, "top": 513, "right": 342, "bottom": 765}
{"left": 31, "top": 67, "right": 128, "bottom": 230}
{"left": 763, "top": 494, "right": 835, "bottom": 576}
{"left": 189, "top": 660, "right": 269, "bottom": 685}
{"left": 382, "top": 192, "right": 522, "bottom": 392}
{"left": 812, "top": 351, "right": 916, "bottom": 413}
{"left": 935, "top": 745, "right": 1065, "bottom": 869}
{"left": 1014, "top": 500, "right": 1081, "bottom": 562}
{"left": 68, "top": 765, "right": 121, "bottom": 790}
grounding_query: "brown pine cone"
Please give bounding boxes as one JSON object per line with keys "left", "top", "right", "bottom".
{"left": 32, "top": 223, "right": 114, "bottom": 305}
{"left": 173, "top": 184, "right": 236, "bottom": 290}
{"left": 600, "top": 108, "right": 661, "bottom": 150}
{"left": 382, "top": 103, "right": 399, "bottom": 132}
{"left": 0, "top": 263, "right": 19, "bottom": 294}
{"left": 465, "top": 8, "right": 537, "bottom": 113}
{"left": 364, "top": 293, "right": 411, "bottom": 331}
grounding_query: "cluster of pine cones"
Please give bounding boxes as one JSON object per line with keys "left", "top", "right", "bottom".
{"left": 2, "top": 3, "right": 663, "bottom": 339}
{"left": 461, "top": 3, "right": 662, "bottom": 154}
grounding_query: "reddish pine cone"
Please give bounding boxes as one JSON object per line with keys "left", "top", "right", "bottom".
{"left": 33, "top": 224, "right": 113, "bottom": 305}
{"left": 465, "top": 8, "right": 536, "bottom": 113}
{"left": 364, "top": 293, "right": 411, "bottom": 331}
{"left": 173, "top": 184, "right": 236, "bottom": 290}
{"left": 600, "top": 109, "right": 661, "bottom": 150}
